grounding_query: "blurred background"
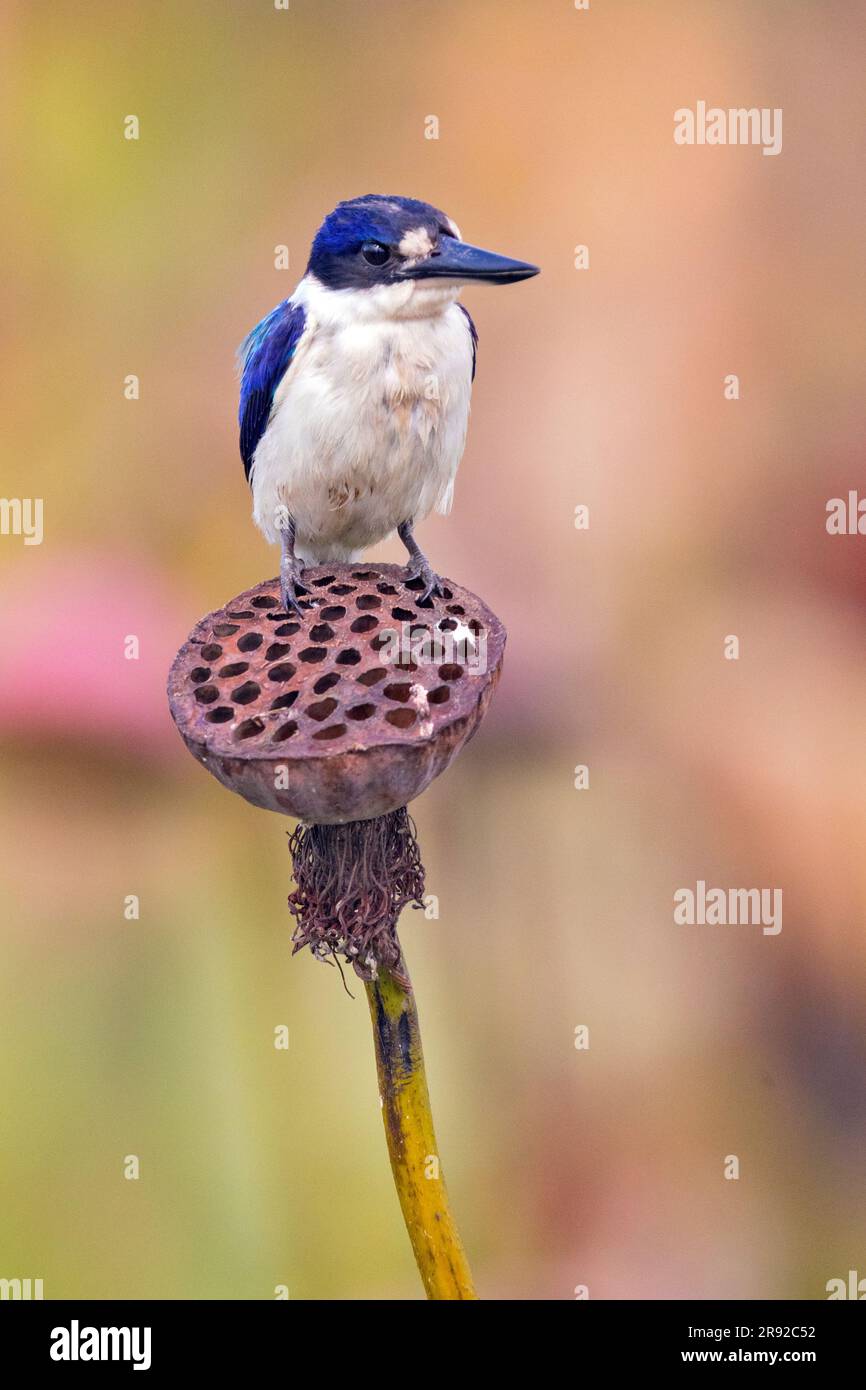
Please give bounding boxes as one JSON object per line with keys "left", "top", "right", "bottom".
{"left": 2, "top": 0, "right": 865, "bottom": 1299}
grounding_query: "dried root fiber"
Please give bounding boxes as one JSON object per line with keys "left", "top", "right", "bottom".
{"left": 287, "top": 807, "right": 425, "bottom": 983}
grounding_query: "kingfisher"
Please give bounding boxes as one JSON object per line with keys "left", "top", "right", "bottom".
{"left": 238, "top": 194, "right": 539, "bottom": 612}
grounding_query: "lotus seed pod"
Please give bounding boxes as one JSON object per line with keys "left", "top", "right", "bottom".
{"left": 167, "top": 563, "right": 506, "bottom": 825}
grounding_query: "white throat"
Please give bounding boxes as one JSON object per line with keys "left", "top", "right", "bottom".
{"left": 296, "top": 273, "right": 462, "bottom": 326}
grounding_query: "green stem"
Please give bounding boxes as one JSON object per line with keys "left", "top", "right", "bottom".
{"left": 365, "top": 960, "right": 477, "bottom": 1299}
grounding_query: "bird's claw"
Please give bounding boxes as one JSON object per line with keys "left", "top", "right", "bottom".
{"left": 404, "top": 559, "right": 444, "bottom": 604}
{"left": 280, "top": 561, "right": 307, "bottom": 616}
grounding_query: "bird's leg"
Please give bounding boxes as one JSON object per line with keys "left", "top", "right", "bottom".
{"left": 397, "top": 520, "right": 444, "bottom": 603}
{"left": 279, "top": 516, "right": 306, "bottom": 615}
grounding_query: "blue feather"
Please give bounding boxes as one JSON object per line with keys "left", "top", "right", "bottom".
{"left": 238, "top": 300, "right": 307, "bottom": 480}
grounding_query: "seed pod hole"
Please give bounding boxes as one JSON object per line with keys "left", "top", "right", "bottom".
{"left": 386, "top": 708, "right": 417, "bottom": 729}
{"left": 271, "top": 691, "right": 298, "bottom": 711}
{"left": 232, "top": 681, "right": 261, "bottom": 705}
{"left": 235, "top": 717, "right": 265, "bottom": 739}
{"left": 273, "top": 720, "right": 298, "bottom": 742}
{"left": 314, "top": 672, "right": 341, "bottom": 694}
{"left": 313, "top": 723, "right": 347, "bottom": 741}
{"left": 307, "top": 698, "right": 339, "bottom": 722}
{"left": 265, "top": 643, "right": 291, "bottom": 662}
{"left": 347, "top": 703, "right": 376, "bottom": 721}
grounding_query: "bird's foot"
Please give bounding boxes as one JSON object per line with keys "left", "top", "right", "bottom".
{"left": 280, "top": 558, "right": 307, "bottom": 616}
{"left": 403, "top": 556, "right": 444, "bottom": 604}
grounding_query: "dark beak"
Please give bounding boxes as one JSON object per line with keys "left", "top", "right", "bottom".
{"left": 399, "top": 236, "right": 539, "bottom": 286}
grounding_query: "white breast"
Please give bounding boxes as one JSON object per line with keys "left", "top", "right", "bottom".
{"left": 250, "top": 275, "right": 474, "bottom": 560}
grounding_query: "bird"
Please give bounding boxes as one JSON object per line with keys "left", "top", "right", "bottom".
{"left": 238, "top": 194, "right": 539, "bottom": 613}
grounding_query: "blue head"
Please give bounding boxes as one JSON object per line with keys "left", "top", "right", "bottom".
{"left": 306, "top": 194, "right": 539, "bottom": 292}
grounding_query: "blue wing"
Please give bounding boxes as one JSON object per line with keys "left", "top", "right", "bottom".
{"left": 458, "top": 304, "right": 478, "bottom": 381}
{"left": 238, "top": 300, "right": 307, "bottom": 480}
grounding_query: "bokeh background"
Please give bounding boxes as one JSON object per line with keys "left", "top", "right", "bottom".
{"left": 2, "top": 0, "right": 865, "bottom": 1300}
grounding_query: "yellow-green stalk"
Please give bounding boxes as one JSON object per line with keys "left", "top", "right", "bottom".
{"left": 365, "top": 963, "right": 477, "bottom": 1300}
